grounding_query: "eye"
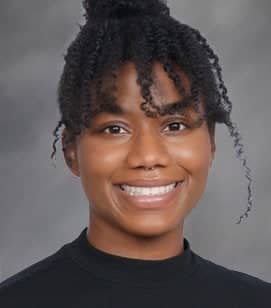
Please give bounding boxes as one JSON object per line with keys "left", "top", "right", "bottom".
{"left": 99, "top": 120, "right": 190, "bottom": 135}
{"left": 102, "top": 125, "right": 127, "bottom": 135}
{"left": 163, "top": 121, "right": 189, "bottom": 132}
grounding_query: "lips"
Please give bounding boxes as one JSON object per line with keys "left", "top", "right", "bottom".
{"left": 113, "top": 180, "right": 184, "bottom": 210}
{"left": 116, "top": 179, "right": 184, "bottom": 187}
{"left": 119, "top": 181, "right": 179, "bottom": 192}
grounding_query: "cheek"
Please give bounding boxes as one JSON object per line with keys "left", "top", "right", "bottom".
{"left": 79, "top": 148, "right": 115, "bottom": 176}
{"left": 173, "top": 131, "right": 212, "bottom": 191}
{"left": 77, "top": 138, "right": 124, "bottom": 194}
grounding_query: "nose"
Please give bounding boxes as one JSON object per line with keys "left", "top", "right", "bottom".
{"left": 126, "top": 128, "right": 171, "bottom": 170}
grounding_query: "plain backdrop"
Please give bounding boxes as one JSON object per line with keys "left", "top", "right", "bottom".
{"left": 0, "top": 0, "right": 270, "bottom": 283}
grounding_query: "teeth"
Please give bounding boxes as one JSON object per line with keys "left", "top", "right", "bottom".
{"left": 120, "top": 183, "right": 177, "bottom": 196}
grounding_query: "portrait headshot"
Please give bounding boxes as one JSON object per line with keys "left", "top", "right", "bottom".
{"left": 0, "top": 0, "right": 271, "bottom": 307}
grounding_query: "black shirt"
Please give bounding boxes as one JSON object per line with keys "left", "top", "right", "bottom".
{"left": 0, "top": 227, "right": 270, "bottom": 307}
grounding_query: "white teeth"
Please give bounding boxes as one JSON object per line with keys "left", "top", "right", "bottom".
{"left": 120, "top": 183, "right": 177, "bottom": 196}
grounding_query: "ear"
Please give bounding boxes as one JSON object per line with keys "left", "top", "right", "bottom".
{"left": 61, "top": 128, "right": 80, "bottom": 177}
{"left": 209, "top": 125, "right": 216, "bottom": 168}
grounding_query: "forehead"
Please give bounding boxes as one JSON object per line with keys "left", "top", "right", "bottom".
{"left": 116, "top": 62, "right": 189, "bottom": 104}
{"left": 90, "top": 61, "right": 203, "bottom": 118}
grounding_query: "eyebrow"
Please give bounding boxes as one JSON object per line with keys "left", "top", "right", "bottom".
{"left": 92, "top": 96, "right": 194, "bottom": 118}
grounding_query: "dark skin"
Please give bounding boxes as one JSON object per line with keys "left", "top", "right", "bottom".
{"left": 62, "top": 61, "right": 216, "bottom": 260}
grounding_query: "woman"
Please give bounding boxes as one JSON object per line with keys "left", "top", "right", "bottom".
{"left": 0, "top": 0, "right": 270, "bottom": 307}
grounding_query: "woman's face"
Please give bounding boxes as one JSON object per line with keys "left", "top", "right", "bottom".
{"left": 63, "top": 61, "right": 216, "bottom": 240}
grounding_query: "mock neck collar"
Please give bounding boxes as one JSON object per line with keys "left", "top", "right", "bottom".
{"left": 65, "top": 227, "right": 200, "bottom": 287}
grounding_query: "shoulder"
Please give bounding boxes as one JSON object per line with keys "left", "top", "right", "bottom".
{"left": 0, "top": 244, "right": 72, "bottom": 305}
{"left": 195, "top": 254, "right": 271, "bottom": 306}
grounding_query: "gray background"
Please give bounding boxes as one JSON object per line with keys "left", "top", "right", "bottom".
{"left": 0, "top": 0, "right": 270, "bottom": 283}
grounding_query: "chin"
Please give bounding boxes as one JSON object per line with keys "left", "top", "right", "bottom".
{"left": 120, "top": 217, "right": 179, "bottom": 239}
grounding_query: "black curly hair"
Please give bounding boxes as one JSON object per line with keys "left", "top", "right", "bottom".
{"left": 50, "top": 0, "right": 253, "bottom": 225}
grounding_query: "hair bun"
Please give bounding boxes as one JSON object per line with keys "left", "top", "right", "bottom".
{"left": 83, "top": 0, "right": 170, "bottom": 21}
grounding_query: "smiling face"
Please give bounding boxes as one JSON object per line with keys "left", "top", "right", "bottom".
{"left": 62, "top": 61, "right": 216, "bottom": 257}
